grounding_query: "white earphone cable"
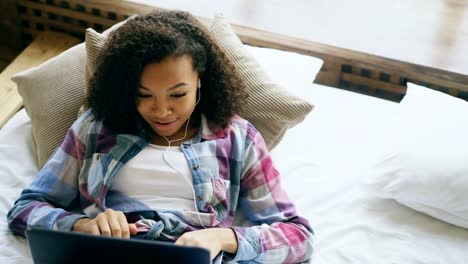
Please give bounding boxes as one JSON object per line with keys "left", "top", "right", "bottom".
{"left": 161, "top": 81, "right": 206, "bottom": 228}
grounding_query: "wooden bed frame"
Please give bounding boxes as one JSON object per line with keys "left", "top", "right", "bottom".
{"left": 1, "top": 0, "right": 467, "bottom": 127}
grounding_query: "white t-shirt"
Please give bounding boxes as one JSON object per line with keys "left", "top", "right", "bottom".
{"left": 111, "top": 143, "right": 196, "bottom": 212}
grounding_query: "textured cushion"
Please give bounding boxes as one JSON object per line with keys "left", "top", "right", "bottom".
{"left": 85, "top": 18, "right": 130, "bottom": 91}
{"left": 208, "top": 14, "right": 314, "bottom": 149}
{"left": 85, "top": 29, "right": 106, "bottom": 91}
{"left": 12, "top": 21, "right": 127, "bottom": 168}
{"left": 12, "top": 44, "right": 86, "bottom": 167}
{"left": 364, "top": 83, "right": 468, "bottom": 228}
{"left": 76, "top": 28, "right": 107, "bottom": 118}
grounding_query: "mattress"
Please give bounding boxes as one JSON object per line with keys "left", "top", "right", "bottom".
{"left": 1, "top": 83, "right": 468, "bottom": 263}
{"left": 0, "top": 109, "right": 36, "bottom": 264}
{"left": 271, "top": 84, "right": 468, "bottom": 263}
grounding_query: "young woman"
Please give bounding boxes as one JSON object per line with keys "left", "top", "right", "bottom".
{"left": 7, "top": 9, "right": 313, "bottom": 263}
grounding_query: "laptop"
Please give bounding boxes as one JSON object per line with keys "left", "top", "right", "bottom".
{"left": 26, "top": 227, "right": 212, "bottom": 264}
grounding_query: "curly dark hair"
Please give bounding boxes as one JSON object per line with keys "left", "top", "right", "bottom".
{"left": 86, "top": 9, "right": 247, "bottom": 136}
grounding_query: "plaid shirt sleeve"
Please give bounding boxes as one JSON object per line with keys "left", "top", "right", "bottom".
{"left": 227, "top": 125, "right": 314, "bottom": 263}
{"left": 6, "top": 112, "right": 91, "bottom": 237}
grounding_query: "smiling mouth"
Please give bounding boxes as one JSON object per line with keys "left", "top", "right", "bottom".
{"left": 152, "top": 120, "right": 176, "bottom": 131}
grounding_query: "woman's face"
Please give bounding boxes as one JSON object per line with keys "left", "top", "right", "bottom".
{"left": 137, "top": 55, "right": 199, "bottom": 142}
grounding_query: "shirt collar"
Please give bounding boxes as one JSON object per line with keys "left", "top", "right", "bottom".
{"left": 136, "top": 114, "right": 227, "bottom": 145}
{"left": 198, "top": 114, "right": 226, "bottom": 141}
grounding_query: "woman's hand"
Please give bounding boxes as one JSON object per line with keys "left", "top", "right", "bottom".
{"left": 72, "top": 208, "right": 138, "bottom": 239}
{"left": 175, "top": 228, "right": 238, "bottom": 260}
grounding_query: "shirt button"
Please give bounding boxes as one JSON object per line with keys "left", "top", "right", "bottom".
{"left": 96, "top": 154, "right": 100, "bottom": 161}
{"left": 193, "top": 164, "right": 199, "bottom": 170}
{"left": 197, "top": 195, "right": 202, "bottom": 201}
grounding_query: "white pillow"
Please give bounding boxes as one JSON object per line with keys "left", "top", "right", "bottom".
{"left": 364, "top": 82, "right": 468, "bottom": 228}
{"left": 243, "top": 45, "right": 323, "bottom": 89}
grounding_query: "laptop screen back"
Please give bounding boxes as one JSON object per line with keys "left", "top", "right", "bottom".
{"left": 26, "top": 227, "right": 211, "bottom": 264}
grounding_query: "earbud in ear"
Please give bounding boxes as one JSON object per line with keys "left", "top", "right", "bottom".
{"left": 195, "top": 80, "right": 201, "bottom": 105}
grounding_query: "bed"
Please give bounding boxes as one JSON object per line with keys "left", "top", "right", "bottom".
{"left": 1, "top": 1, "right": 468, "bottom": 264}
{"left": 2, "top": 68, "right": 468, "bottom": 264}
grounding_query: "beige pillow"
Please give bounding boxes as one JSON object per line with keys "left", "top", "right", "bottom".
{"left": 85, "top": 17, "right": 132, "bottom": 91}
{"left": 85, "top": 29, "right": 106, "bottom": 91}
{"left": 12, "top": 20, "right": 128, "bottom": 168}
{"left": 208, "top": 14, "right": 313, "bottom": 149}
{"left": 85, "top": 14, "right": 314, "bottom": 150}
{"left": 13, "top": 44, "right": 86, "bottom": 168}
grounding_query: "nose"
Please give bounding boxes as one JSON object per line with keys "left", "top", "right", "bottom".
{"left": 151, "top": 99, "right": 172, "bottom": 118}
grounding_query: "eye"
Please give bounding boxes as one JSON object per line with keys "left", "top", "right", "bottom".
{"left": 172, "top": 93, "right": 187, "bottom": 98}
{"left": 136, "top": 93, "right": 152, "bottom": 98}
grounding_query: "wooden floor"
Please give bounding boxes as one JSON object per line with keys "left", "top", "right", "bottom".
{"left": 130, "top": 0, "right": 468, "bottom": 76}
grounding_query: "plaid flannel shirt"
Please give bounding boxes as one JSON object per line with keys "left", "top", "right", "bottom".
{"left": 7, "top": 109, "right": 313, "bottom": 263}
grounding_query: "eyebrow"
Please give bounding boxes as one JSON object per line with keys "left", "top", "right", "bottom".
{"left": 138, "top": 82, "right": 189, "bottom": 91}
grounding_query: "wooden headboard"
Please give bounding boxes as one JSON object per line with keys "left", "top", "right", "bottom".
{"left": 12, "top": 0, "right": 468, "bottom": 102}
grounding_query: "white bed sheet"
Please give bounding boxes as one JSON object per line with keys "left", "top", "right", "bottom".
{"left": 1, "top": 84, "right": 468, "bottom": 263}
{"left": 0, "top": 109, "right": 36, "bottom": 264}
{"left": 271, "top": 84, "right": 468, "bottom": 264}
